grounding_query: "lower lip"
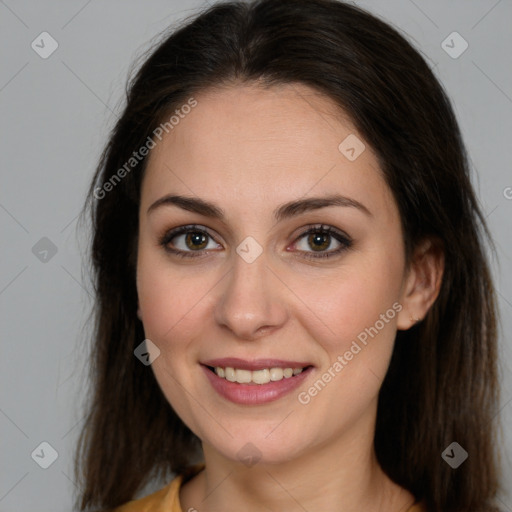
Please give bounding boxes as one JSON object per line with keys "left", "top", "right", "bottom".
{"left": 201, "top": 365, "right": 313, "bottom": 405}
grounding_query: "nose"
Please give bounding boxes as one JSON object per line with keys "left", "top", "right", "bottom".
{"left": 213, "top": 248, "right": 289, "bottom": 341}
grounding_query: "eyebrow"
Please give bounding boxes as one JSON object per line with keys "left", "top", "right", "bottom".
{"left": 147, "top": 193, "right": 372, "bottom": 222}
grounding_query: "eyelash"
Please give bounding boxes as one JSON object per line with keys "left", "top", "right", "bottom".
{"left": 158, "top": 224, "right": 353, "bottom": 260}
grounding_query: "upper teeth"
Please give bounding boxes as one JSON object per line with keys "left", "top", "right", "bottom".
{"left": 214, "top": 366, "right": 304, "bottom": 384}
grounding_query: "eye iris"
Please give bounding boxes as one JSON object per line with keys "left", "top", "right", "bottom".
{"left": 186, "top": 232, "right": 208, "bottom": 250}
{"left": 308, "top": 232, "right": 330, "bottom": 251}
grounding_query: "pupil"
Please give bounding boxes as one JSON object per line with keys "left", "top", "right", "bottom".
{"left": 309, "top": 233, "right": 329, "bottom": 251}
{"left": 187, "top": 232, "right": 207, "bottom": 249}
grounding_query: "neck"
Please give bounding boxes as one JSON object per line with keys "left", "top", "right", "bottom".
{"left": 180, "top": 410, "right": 415, "bottom": 512}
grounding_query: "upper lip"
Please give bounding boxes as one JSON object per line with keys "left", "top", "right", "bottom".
{"left": 201, "top": 357, "right": 313, "bottom": 371}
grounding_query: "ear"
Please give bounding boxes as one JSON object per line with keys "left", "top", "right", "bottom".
{"left": 396, "top": 237, "right": 444, "bottom": 330}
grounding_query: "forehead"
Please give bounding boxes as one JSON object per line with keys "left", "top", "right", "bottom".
{"left": 141, "top": 82, "right": 394, "bottom": 220}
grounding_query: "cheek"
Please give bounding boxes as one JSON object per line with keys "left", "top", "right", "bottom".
{"left": 291, "top": 268, "right": 403, "bottom": 424}
{"left": 289, "top": 248, "right": 405, "bottom": 390}
{"left": 136, "top": 247, "right": 210, "bottom": 344}
{"left": 322, "top": 278, "right": 400, "bottom": 345}
{"left": 300, "top": 260, "right": 402, "bottom": 339}
{"left": 136, "top": 248, "right": 209, "bottom": 432}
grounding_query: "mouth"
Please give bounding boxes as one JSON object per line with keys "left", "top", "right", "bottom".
{"left": 200, "top": 358, "right": 314, "bottom": 405}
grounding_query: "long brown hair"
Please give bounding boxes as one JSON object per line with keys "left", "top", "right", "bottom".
{"left": 76, "top": 1, "right": 502, "bottom": 510}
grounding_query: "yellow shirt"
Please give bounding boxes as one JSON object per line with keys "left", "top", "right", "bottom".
{"left": 113, "top": 465, "right": 426, "bottom": 512}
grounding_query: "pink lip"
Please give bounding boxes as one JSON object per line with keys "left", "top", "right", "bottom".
{"left": 201, "top": 363, "right": 314, "bottom": 405}
{"left": 201, "top": 357, "right": 312, "bottom": 371}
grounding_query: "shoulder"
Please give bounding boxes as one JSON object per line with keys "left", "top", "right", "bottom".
{"left": 113, "top": 464, "right": 206, "bottom": 512}
{"left": 111, "top": 478, "right": 180, "bottom": 512}
{"left": 407, "top": 503, "right": 427, "bottom": 512}
{"left": 111, "top": 464, "right": 204, "bottom": 512}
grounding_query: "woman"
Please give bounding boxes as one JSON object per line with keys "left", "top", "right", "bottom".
{"left": 75, "top": 1, "right": 502, "bottom": 510}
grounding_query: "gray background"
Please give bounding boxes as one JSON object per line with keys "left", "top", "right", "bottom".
{"left": 0, "top": 1, "right": 511, "bottom": 511}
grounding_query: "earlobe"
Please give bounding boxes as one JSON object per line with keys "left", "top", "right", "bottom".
{"left": 396, "top": 238, "right": 444, "bottom": 331}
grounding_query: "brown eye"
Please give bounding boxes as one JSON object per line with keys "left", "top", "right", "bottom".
{"left": 184, "top": 232, "right": 209, "bottom": 250}
{"left": 293, "top": 225, "right": 353, "bottom": 259}
{"left": 160, "top": 225, "right": 221, "bottom": 258}
{"left": 307, "top": 232, "right": 331, "bottom": 251}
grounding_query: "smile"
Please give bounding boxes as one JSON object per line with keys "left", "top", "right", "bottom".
{"left": 201, "top": 358, "right": 314, "bottom": 405}
{"left": 211, "top": 366, "right": 304, "bottom": 384}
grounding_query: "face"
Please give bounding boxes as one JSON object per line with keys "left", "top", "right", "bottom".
{"left": 136, "top": 82, "right": 413, "bottom": 465}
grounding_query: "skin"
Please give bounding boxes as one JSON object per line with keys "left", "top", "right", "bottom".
{"left": 136, "top": 82, "right": 444, "bottom": 512}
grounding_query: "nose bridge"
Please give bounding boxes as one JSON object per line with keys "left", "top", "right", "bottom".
{"left": 213, "top": 244, "right": 287, "bottom": 339}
